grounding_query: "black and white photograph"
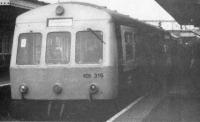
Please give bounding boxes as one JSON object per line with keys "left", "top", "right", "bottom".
{"left": 0, "top": 0, "right": 200, "bottom": 121}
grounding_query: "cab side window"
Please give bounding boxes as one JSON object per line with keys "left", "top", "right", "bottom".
{"left": 124, "top": 32, "right": 135, "bottom": 61}
{"left": 120, "top": 25, "right": 136, "bottom": 71}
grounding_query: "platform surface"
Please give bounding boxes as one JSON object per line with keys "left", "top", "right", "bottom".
{"left": 108, "top": 76, "right": 200, "bottom": 122}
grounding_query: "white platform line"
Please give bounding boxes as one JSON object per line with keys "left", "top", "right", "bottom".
{"left": 107, "top": 96, "right": 145, "bottom": 122}
{"left": 0, "top": 82, "right": 10, "bottom": 87}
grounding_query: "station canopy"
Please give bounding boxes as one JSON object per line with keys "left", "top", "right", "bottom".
{"left": 0, "top": 0, "right": 47, "bottom": 29}
{"left": 155, "top": 0, "right": 200, "bottom": 27}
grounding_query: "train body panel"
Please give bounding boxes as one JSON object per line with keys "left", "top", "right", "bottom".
{"left": 10, "top": 66, "right": 118, "bottom": 100}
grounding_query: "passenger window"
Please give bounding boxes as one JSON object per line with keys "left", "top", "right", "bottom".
{"left": 46, "top": 32, "right": 71, "bottom": 64}
{"left": 124, "top": 32, "right": 135, "bottom": 61}
{"left": 16, "top": 33, "right": 42, "bottom": 65}
{"left": 76, "top": 31, "right": 103, "bottom": 64}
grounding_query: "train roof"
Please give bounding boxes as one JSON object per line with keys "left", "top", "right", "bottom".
{"left": 68, "top": 2, "right": 164, "bottom": 32}
{"left": 16, "top": 2, "right": 165, "bottom": 33}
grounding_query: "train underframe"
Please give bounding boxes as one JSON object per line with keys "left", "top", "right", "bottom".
{"left": 10, "top": 99, "right": 120, "bottom": 121}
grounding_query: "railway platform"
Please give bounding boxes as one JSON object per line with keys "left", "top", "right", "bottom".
{"left": 0, "top": 69, "right": 11, "bottom": 100}
{"left": 108, "top": 76, "right": 200, "bottom": 122}
{"left": 0, "top": 69, "right": 9, "bottom": 83}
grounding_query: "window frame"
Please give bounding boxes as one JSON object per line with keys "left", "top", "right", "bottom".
{"left": 45, "top": 31, "right": 71, "bottom": 65}
{"left": 120, "top": 25, "right": 136, "bottom": 71}
{"left": 124, "top": 31, "right": 136, "bottom": 62}
{"left": 16, "top": 32, "right": 42, "bottom": 65}
{"left": 75, "top": 30, "right": 104, "bottom": 64}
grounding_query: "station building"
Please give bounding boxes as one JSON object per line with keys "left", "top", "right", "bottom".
{"left": 0, "top": 0, "right": 47, "bottom": 68}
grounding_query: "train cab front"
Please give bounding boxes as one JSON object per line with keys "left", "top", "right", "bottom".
{"left": 9, "top": 3, "right": 119, "bottom": 119}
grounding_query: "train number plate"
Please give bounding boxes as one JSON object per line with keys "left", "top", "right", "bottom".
{"left": 83, "top": 73, "right": 104, "bottom": 79}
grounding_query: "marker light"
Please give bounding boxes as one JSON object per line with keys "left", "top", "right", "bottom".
{"left": 53, "top": 83, "right": 62, "bottom": 95}
{"left": 56, "top": 5, "right": 65, "bottom": 16}
{"left": 19, "top": 84, "right": 29, "bottom": 94}
{"left": 89, "top": 84, "right": 98, "bottom": 94}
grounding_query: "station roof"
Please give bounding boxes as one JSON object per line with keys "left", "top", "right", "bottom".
{"left": 0, "top": 0, "right": 47, "bottom": 9}
{"left": 155, "top": 0, "right": 200, "bottom": 26}
{"left": 0, "top": 0, "right": 48, "bottom": 29}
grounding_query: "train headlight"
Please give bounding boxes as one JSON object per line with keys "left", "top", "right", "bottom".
{"left": 89, "top": 84, "right": 98, "bottom": 94}
{"left": 53, "top": 83, "right": 62, "bottom": 95}
{"left": 56, "top": 5, "right": 65, "bottom": 16}
{"left": 19, "top": 84, "right": 29, "bottom": 94}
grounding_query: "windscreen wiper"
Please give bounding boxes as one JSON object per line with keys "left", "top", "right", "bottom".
{"left": 87, "top": 28, "right": 106, "bottom": 44}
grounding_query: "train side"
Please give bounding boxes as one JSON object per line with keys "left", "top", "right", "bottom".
{"left": 111, "top": 15, "right": 168, "bottom": 96}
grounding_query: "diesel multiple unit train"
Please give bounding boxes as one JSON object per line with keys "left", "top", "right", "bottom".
{"left": 10, "top": 2, "right": 175, "bottom": 118}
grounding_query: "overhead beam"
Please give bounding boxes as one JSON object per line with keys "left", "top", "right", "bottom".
{"left": 10, "top": 0, "right": 43, "bottom": 9}
{"left": 0, "top": 0, "right": 47, "bottom": 9}
{"left": 0, "top": 0, "right": 10, "bottom": 5}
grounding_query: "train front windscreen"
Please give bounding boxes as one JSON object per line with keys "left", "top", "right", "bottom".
{"left": 16, "top": 33, "right": 42, "bottom": 65}
{"left": 16, "top": 30, "right": 103, "bottom": 65}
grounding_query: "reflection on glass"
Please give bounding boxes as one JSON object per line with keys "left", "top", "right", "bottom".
{"left": 76, "top": 31, "right": 103, "bottom": 64}
{"left": 46, "top": 32, "right": 71, "bottom": 64}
